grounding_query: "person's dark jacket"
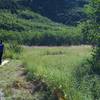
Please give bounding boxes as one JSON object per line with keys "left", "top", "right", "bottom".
{"left": 0, "top": 44, "right": 4, "bottom": 52}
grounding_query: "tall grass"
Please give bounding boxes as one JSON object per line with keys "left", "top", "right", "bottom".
{"left": 22, "top": 45, "right": 91, "bottom": 99}
{"left": 3, "top": 41, "right": 22, "bottom": 59}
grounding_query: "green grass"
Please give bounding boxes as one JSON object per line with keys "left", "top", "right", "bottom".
{"left": 22, "top": 45, "right": 92, "bottom": 99}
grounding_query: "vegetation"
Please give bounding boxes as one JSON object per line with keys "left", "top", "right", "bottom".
{"left": 87, "top": 0, "right": 100, "bottom": 75}
{"left": 19, "top": 0, "right": 88, "bottom": 25}
{"left": 0, "top": 0, "right": 100, "bottom": 100}
{"left": 74, "top": 0, "right": 100, "bottom": 100}
{"left": 0, "top": 0, "right": 88, "bottom": 25}
{"left": 0, "top": 9, "right": 83, "bottom": 46}
{"left": 0, "top": 0, "right": 89, "bottom": 46}
{"left": 80, "top": 0, "right": 100, "bottom": 75}
{"left": 3, "top": 41, "right": 22, "bottom": 59}
{"left": 22, "top": 46, "right": 92, "bottom": 99}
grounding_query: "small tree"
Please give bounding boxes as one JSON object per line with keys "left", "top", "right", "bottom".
{"left": 84, "top": 0, "right": 100, "bottom": 74}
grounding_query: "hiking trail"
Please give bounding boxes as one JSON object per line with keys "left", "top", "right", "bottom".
{"left": 0, "top": 60, "right": 44, "bottom": 100}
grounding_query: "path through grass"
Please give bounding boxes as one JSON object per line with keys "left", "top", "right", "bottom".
{"left": 0, "top": 60, "right": 44, "bottom": 100}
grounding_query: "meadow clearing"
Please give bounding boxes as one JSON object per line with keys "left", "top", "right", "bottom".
{"left": 22, "top": 45, "right": 92, "bottom": 99}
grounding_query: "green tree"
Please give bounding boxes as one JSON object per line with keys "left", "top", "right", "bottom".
{"left": 85, "top": 0, "right": 100, "bottom": 74}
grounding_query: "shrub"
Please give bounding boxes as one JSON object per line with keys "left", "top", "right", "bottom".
{"left": 3, "top": 41, "right": 22, "bottom": 59}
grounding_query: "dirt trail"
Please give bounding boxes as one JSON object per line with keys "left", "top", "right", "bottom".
{"left": 0, "top": 60, "right": 55, "bottom": 100}
{"left": 0, "top": 60, "right": 38, "bottom": 100}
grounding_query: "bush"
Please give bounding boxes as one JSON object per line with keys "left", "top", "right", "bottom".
{"left": 3, "top": 41, "right": 22, "bottom": 59}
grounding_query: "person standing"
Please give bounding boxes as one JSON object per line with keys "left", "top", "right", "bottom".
{"left": 0, "top": 40, "right": 4, "bottom": 65}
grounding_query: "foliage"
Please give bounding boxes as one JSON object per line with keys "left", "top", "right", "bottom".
{"left": 0, "top": 0, "right": 91, "bottom": 45}
{"left": 78, "top": 20, "right": 99, "bottom": 45}
{"left": 90, "top": 37, "right": 100, "bottom": 75}
{"left": 74, "top": 0, "right": 100, "bottom": 100}
{"left": 3, "top": 41, "right": 22, "bottom": 59}
{"left": 0, "top": 9, "right": 83, "bottom": 46}
{"left": 22, "top": 46, "right": 91, "bottom": 100}
{"left": 0, "top": 0, "right": 88, "bottom": 25}
{"left": 85, "top": 0, "right": 100, "bottom": 74}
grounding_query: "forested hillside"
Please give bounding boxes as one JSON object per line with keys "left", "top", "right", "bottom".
{"left": 0, "top": 0, "right": 89, "bottom": 25}
{"left": 0, "top": 9, "right": 82, "bottom": 45}
{"left": 0, "top": 0, "right": 84, "bottom": 45}
{"left": 19, "top": 0, "right": 88, "bottom": 25}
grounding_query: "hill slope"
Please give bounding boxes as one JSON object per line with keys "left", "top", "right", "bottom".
{"left": 20, "top": 0, "right": 88, "bottom": 25}
{"left": 0, "top": 9, "right": 81, "bottom": 45}
{"left": 0, "top": 0, "right": 88, "bottom": 25}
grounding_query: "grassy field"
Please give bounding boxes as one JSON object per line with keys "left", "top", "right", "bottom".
{"left": 22, "top": 45, "right": 92, "bottom": 99}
